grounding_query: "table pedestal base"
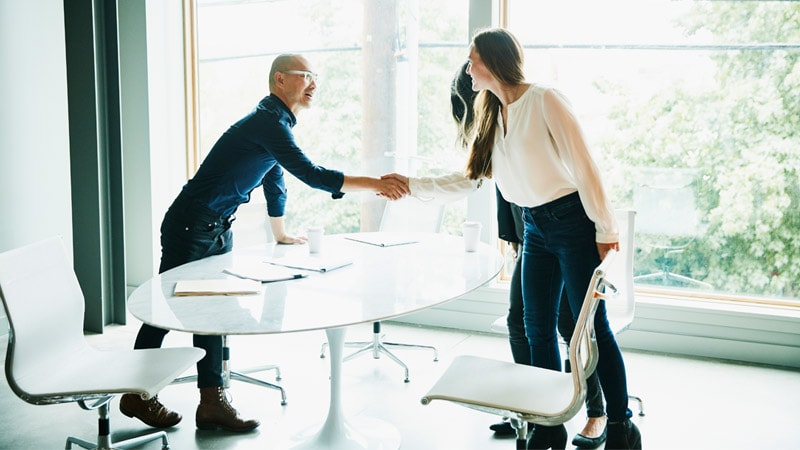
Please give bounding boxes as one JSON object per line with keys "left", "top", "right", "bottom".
{"left": 287, "top": 327, "right": 401, "bottom": 450}
{"left": 288, "top": 416, "right": 401, "bottom": 450}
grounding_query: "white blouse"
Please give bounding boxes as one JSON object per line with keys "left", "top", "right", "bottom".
{"left": 491, "top": 84, "right": 618, "bottom": 243}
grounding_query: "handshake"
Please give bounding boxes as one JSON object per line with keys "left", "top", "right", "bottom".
{"left": 374, "top": 173, "right": 410, "bottom": 200}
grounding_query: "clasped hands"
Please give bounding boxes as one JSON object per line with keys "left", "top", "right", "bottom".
{"left": 374, "top": 173, "right": 410, "bottom": 200}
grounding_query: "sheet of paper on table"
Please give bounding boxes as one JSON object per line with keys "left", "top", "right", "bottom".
{"left": 223, "top": 263, "right": 307, "bottom": 283}
{"left": 264, "top": 255, "right": 354, "bottom": 273}
{"left": 345, "top": 234, "right": 419, "bottom": 247}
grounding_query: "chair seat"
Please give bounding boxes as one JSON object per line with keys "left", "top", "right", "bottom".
{"left": 489, "top": 316, "right": 508, "bottom": 335}
{"left": 422, "top": 253, "right": 618, "bottom": 429}
{"left": 12, "top": 346, "right": 204, "bottom": 405}
{"left": 422, "top": 355, "right": 577, "bottom": 418}
{"left": 0, "top": 237, "right": 206, "bottom": 449}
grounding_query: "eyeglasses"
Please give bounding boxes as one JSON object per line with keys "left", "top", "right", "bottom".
{"left": 283, "top": 70, "right": 319, "bottom": 83}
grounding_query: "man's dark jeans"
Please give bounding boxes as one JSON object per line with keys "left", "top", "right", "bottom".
{"left": 133, "top": 198, "right": 234, "bottom": 388}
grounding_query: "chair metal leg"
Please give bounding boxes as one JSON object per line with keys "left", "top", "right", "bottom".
{"left": 629, "top": 394, "right": 645, "bottom": 416}
{"left": 381, "top": 341, "right": 439, "bottom": 361}
{"left": 510, "top": 417, "right": 528, "bottom": 450}
{"left": 113, "top": 431, "right": 169, "bottom": 450}
{"left": 69, "top": 432, "right": 169, "bottom": 450}
{"left": 634, "top": 270, "right": 712, "bottom": 289}
{"left": 172, "top": 335, "right": 287, "bottom": 405}
{"left": 321, "top": 322, "right": 438, "bottom": 382}
{"left": 229, "top": 370, "right": 287, "bottom": 405}
{"left": 341, "top": 333, "right": 412, "bottom": 382}
{"left": 372, "top": 343, "right": 410, "bottom": 383}
{"left": 237, "top": 363, "right": 282, "bottom": 381}
{"left": 65, "top": 436, "right": 96, "bottom": 450}
{"left": 319, "top": 340, "right": 372, "bottom": 358}
{"left": 65, "top": 402, "right": 169, "bottom": 450}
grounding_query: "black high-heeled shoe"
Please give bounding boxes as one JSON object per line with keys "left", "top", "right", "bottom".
{"left": 527, "top": 424, "right": 567, "bottom": 450}
{"left": 571, "top": 426, "right": 607, "bottom": 449}
{"left": 605, "top": 419, "right": 642, "bottom": 449}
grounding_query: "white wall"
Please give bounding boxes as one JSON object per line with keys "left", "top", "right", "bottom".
{"left": 0, "top": 0, "right": 74, "bottom": 326}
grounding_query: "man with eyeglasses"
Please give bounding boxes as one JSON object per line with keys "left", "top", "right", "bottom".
{"left": 119, "top": 53, "right": 409, "bottom": 433}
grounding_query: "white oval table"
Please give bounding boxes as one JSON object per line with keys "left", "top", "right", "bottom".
{"left": 127, "top": 231, "right": 503, "bottom": 449}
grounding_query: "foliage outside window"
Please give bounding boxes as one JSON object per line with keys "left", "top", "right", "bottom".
{"left": 508, "top": 0, "right": 800, "bottom": 303}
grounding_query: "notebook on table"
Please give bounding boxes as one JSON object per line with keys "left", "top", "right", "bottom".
{"left": 173, "top": 279, "right": 261, "bottom": 296}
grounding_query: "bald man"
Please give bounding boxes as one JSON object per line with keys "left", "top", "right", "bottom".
{"left": 120, "top": 54, "right": 408, "bottom": 433}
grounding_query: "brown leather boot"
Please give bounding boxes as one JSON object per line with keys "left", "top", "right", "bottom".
{"left": 119, "top": 393, "right": 182, "bottom": 428}
{"left": 195, "top": 386, "right": 260, "bottom": 432}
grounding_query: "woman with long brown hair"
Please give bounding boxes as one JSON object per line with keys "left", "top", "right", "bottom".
{"left": 464, "top": 28, "right": 641, "bottom": 449}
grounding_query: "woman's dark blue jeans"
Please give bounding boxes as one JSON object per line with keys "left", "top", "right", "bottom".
{"left": 507, "top": 249, "right": 606, "bottom": 418}
{"left": 506, "top": 254, "right": 532, "bottom": 366}
{"left": 520, "top": 192, "right": 632, "bottom": 422}
{"left": 133, "top": 197, "right": 234, "bottom": 389}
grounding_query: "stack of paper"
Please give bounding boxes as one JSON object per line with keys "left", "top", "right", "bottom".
{"left": 173, "top": 279, "right": 261, "bottom": 296}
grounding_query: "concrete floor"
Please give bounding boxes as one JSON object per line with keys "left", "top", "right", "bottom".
{"left": 1, "top": 319, "right": 797, "bottom": 449}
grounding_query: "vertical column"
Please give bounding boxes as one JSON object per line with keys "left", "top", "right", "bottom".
{"left": 63, "top": 0, "right": 127, "bottom": 331}
{"left": 361, "top": 0, "right": 399, "bottom": 232}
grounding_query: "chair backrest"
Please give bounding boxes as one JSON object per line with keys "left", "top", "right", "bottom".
{"left": 379, "top": 197, "right": 445, "bottom": 233}
{"left": 606, "top": 209, "right": 636, "bottom": 335}
{"left": 0, "top": 237, "right": 90, "bottom": 398}
{"left": 420, "top": 252, "right": 618, "bottom": 426}
{"left": 634, "top": 167, "right": 700, "bottom": 238}
{"left": 566, "top": 250, "right": 618, "bottom": 417}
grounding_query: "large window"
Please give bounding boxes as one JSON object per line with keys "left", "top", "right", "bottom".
{"left": 190, "top": 0, "right": 800, "bottom": 307}
{"left": 507, "top": 0, "right": 800, "bottom": 305}
{"left": 193, "top": 0, "right": 474, "bottom": 243}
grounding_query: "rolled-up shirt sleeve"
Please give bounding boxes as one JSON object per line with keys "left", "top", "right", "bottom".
{"left": 409, "top": 172, "right": 481, "bottom": 204}
{"left": 262, "top": 164, "right": 287, "bottom": 217}
{"left": 542, "top": 89, "right": 618, "bottom": 243}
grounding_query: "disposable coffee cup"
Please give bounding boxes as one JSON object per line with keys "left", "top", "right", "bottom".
{"left": 307, "top": 226, "right": 324, "bottom": 254}
{"left": 462, "top": 221, "right": 482, "bottom": 252}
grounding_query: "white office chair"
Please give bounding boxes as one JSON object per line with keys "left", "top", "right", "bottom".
{"left": 320, "top": 197, "right": 445, "bottom": 382}
{"left": 606, "top": 210, "right": 636, "bottom": 335}
{"left": 421, "top": 250, "right": 618, "bottom": 447}
{"left": 0, "top": 237, "right": 204, "bottom": 450}
{"left": 489, "top": 209, "right": 644, "bottom": 417}
{"left": 633, "top": 167, "right": 712, "bottom": 289}
{"left": 563, "top": 209, "right": 644, "bottom": 415}
{"left": 603, "top": 209, "right": 645, "bottom": 416}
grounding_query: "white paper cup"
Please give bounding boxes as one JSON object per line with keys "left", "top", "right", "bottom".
{"left": 307, "top": 226, "right": 324, "bottom": 254}
{"left": 462, "top": 221, "right": 482, "bottom": 252}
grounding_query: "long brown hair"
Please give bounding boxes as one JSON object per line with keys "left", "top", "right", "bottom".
{"left": 465, "top": 29, "right": 525, "bottom": 180}
{"left": 450, "top": 61, "right": 477, "bottom": 150}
